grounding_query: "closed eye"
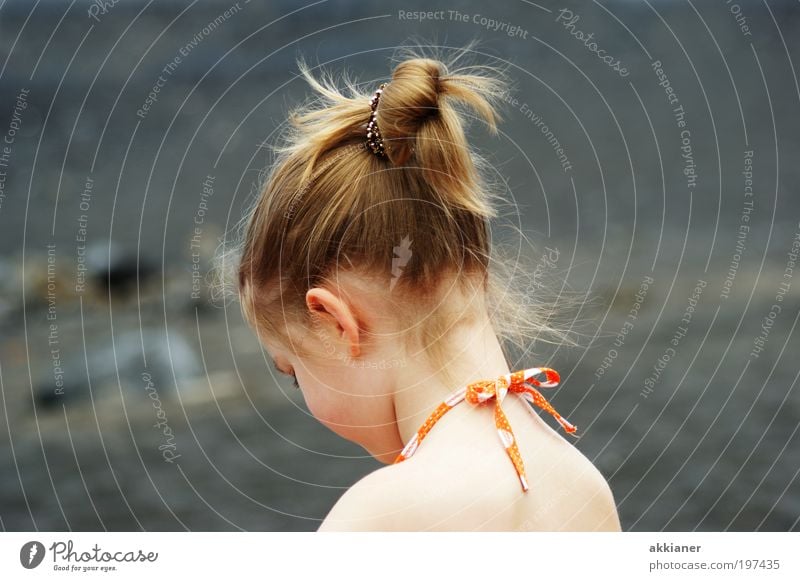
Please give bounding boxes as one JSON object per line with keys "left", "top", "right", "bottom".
{"left": 270, "top": 357, "right": 300, "bottom": 389}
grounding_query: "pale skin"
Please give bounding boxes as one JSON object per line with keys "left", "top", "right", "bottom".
{"left": 260, "top": 273, "right": 622, "bottom": 531}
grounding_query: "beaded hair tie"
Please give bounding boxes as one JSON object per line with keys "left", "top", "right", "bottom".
{"left": 366, "top": 83, "right": 387, "bottom": 157}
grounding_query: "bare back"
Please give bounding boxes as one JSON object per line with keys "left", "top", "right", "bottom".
{"left": 326, "top": 393, "right": 622, "bottom": 532}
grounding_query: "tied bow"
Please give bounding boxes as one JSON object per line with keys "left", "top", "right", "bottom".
{"left": 393, "top": 367, "right": 578, "bottom": 493}
{"left": 462, "top": 368, "right": 577, "bottom": 492}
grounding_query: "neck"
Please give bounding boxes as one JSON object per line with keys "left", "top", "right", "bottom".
{"left": 391, "top": 316, "right": 513, "bottom": 451}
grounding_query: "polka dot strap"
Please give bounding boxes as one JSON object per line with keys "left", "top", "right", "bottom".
{"left": 392, "top": 368, "right": 577, "bottom": 492}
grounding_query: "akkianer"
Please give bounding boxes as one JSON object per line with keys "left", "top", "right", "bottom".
{"left": 650, "top": 543, "right": 701, "bottom": 552}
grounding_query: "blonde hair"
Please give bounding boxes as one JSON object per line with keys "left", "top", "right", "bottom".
{"left": 216, "top": 44, "right": 582, "bottom": 383}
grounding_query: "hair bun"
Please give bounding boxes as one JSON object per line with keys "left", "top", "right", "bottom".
{"left": 371, "top": 53, "right": 506, "bottom": 217}
{"left": 376, "top": 58, "right": 444, "bottom": 165}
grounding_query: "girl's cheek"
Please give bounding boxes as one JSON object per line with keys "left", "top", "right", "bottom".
{"left": 303, "top": 386, "right": 341, "bottom": 426}
{"left": 307, "top": 391, "right": 359, "bottom": 440}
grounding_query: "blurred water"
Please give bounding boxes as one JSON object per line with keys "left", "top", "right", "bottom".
{"left": 0, "top": 0, "right": 798, "bottom": 531}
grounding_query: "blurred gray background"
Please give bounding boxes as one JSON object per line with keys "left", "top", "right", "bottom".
{"left": 0, "top": 0, "right": 798, "bottom": 531}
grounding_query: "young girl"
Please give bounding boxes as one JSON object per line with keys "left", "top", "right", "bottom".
{"left": 228, "top": 46, "right": 621, "bottom": 532}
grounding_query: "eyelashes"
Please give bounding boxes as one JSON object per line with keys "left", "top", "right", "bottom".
{"left": 270, "top": 357, "right": 300, "bottom": 390}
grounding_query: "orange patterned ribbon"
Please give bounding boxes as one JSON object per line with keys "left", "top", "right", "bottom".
{"left": 392, "top": 368, "right": 577, "bottom": 492}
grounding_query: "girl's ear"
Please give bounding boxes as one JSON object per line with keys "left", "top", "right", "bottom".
{"left": 306, "top": 287, "right": 361, "bottom": 357}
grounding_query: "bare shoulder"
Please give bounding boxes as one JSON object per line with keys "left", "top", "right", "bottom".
{"left": 317, "top": 458, "right": 531, "bottom": 532}
{"left": 538, "top": 469, "right": 621, "bottom": 531}
{"left": 520, "top": 444, "right": 623, "bottom": 532}
{"left": 577, "top": 466, "right": 623, "bottom": 531}
{"left": 318, "top": 433, "right": 623, "bottom": 531}
{"left": 317, "top": 463, "right": 425, "bottom": 531}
